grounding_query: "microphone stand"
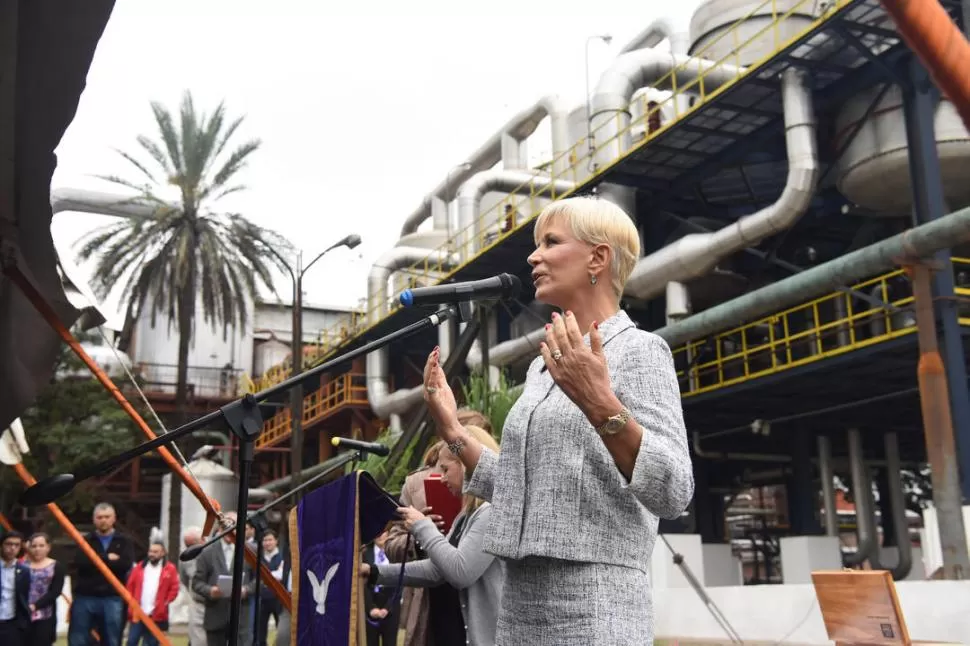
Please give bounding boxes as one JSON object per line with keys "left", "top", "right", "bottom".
{"left": 22, "top": 301, "right": 472, "bottom": 646}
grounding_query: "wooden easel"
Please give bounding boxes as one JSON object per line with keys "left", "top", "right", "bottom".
{"left": 811, "top": 570, "right": 964, "bottom": 646}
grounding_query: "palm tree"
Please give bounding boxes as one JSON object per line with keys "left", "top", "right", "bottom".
{"left": 77, "top": 91, "right": 290, "bottom": 552}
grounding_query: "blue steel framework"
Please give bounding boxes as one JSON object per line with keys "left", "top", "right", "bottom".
{"left": 296, "top": 0, "right": 968, "bottom": 534}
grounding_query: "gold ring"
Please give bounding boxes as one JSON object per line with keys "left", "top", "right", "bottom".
{"left": 425, "top": 386, "right": 438, "bottom": 394}
{"left": 551, "top": 349, "right": 563, "bottom": 361}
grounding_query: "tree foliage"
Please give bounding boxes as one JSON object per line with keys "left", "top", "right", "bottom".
{"left": 0, "top": 332, "right": 144, "bottom": 518}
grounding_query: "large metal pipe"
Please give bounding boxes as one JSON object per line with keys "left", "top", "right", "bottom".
{"left": 589, "top": 49, "right": 744, "bottom": 168}
{"left": 653, "top": 203, "right": 970, "bottom": 348}
{"left": 466, "top": 325, "right": 544, "bottom": 371}
{"left": 51, "top": 187, "right": 162, "bottom": 219}
{"left": 818, "top": 435, "right": 839, "bottom": 537}
{"left": 399, "top": 95, "right": 570, "bottom": 237}
{"left": 882, "top": 432, "right": 914, "bottom": 580}
{"left": 619, "top": 15, "right": 690, "bottom": 56}
{"left": 625, "top": 68, "right": 818, "bottom": 301}
{"left": 365, "top": 246, "right": 458, "bottom": 420}
{"left": 456, "top": 169, "right": 575, "bottom": 260}
{"left": 844, "top": 428, "right": 882, "bottom": 568}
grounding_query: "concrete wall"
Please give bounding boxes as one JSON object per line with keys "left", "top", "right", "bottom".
{"left": 655, "top": 581, "right": 970, "bottom": 644}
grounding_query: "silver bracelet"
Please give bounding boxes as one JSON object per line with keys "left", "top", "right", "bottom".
{"left": 447, "top": 437, "right": 466, "bottom": 457}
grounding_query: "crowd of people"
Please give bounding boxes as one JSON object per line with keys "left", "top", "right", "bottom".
{"left": 0, "top": 503, "right": 292, "bottom": 646}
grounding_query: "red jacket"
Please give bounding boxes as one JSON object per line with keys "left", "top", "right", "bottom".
{"left": 125, "top": 560, "right": 180, "bottom": 623}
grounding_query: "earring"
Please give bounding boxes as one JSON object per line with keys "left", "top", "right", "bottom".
{"left": 590, "top": 274, "right": 597, "bottom": 285}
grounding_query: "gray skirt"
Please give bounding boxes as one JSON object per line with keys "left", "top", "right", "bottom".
{"left": 495, "top": 556, "right": 654, "bottom": 646}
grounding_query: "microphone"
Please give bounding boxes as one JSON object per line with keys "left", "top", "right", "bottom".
{"left": 399, "top": 273, "right": 521, "bottom": 308}
{"left": 330, "top": 437, "right": 391, "bottom": 456}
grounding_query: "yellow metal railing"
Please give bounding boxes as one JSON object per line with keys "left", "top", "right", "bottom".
{"left": 255, "top": 372, "right": 368, "bottom": 449}
{"left": 253, "top": 0, "right": 853, "bottom": 389}
{"left": 673, "top": 259, "right": 970, "bottom": 397}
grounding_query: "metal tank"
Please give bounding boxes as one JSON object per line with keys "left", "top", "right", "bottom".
{"left": 159, "top": 457, "right": 237, "bottom": 551}
{"left": 689, "top": 0, "right": 817, "bottom": 66}
{"left": 834, "top": 84, "right": 970, "bottom": 215}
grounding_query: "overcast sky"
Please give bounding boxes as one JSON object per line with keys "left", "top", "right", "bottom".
{"left": 51, "top": 0, "right": 701, "bottom": 328}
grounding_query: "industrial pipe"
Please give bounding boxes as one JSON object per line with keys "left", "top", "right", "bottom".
{"left": 620, "top": 16, "right": 690, "bottom": 55}
{"left": 466, "top": 325, "right": 544, "bottom": 371}
{"left": 51, "top": 187, "right": 163, "bottom": 219}
{"left": 882, "top": 432, "right": 914, "bottom": 580}
{"left": 625, "top": 68, "right": 818, "bottom": 300}
{"left": 399, "top": 95, "right": 570, "bottom": 237}
{"left": 878, "top": 0, "right": 970, "bottom": 132}
{"left": 456, "top": 169, "right": 575, "bottom": 260}
{"left": 653, "top": 203, "right": 970, "bottom": 348}
{"left": 844, "top": 428, "right": 882, "bottom": 568}
{"left": 818, "top": 435, "right": 839, "bottom": 537}
{"left": 365, "top": 246, "right": 458, "bottom": 420}
{"left": 589, "top": 48, "right": 744, "bottom": 168}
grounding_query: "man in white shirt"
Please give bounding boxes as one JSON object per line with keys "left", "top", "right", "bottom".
{"left": 0, "top": 531, "right": 29, "bottom": 646}
{"left": 124, "top": 541, "right": 178, "bottom": 646}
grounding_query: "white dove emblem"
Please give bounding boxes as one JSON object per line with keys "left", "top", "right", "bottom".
{"left": 306, "top": 563, "right": 340, "bottom": 615}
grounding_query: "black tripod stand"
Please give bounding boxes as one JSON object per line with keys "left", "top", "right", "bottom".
{"left": 21, "top": 301, "right": 474, "bottom": 646}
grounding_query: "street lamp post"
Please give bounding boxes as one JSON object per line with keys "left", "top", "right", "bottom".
{"left": 273, "top": 234, "right": 361, "bottom": 495}
{"left": 585, "top": 33, "right": 613, "bottom": 169}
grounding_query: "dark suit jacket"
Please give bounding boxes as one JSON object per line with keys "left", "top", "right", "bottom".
{"left": 0, "top": 561, "right": 31, "bottom": 627}
{"left": 73, "top": 532, "right": 134, "bottom": 597}
{"left": 190, "top": 541, "right": 255, "bottom": 631}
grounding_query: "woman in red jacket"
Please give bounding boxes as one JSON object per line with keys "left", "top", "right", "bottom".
{"left": 124, "top": 542, "right": 179, "bottom": 646}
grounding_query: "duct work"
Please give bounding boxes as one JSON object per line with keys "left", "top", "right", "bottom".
{"left": 620, "top": 16, "right": 690, "bottom": 55}
{"left": 399, "top": 95, "right": 570, "bottom": 238}
{"left": 653, "top": 203, "right": 970, "bottom": 349}
{"left": 366, "top": 246, "right": 459, "bottom": 421}
{"left": 625, "top": 68, "right": 818, "bottom": 301}
{"left": 457, "top": 169, "right": 576, "bottom": 260}
{"left": 51, "top": 188, "right": 161, "bottom": 220}
{"left": 589, "top": 49, "right": 745, "bottom": 169}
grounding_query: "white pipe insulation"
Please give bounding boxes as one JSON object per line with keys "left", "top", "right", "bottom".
{"left": 366, "top": 246, "right": 459, "bottom": 420}
{"left": 457, "top": 169, "right": 576, "bottom": 261}
{"left": 399, "top": 95, "right": 570, "bottom": 238}
{"left": 620, "top": 16, "right": 690, "bottom": 56}
{"left": 589, "top": 49, "right": 745, "bottom": 169}
{"left": 624, "top": 68, "right": 818, "bottom": 300}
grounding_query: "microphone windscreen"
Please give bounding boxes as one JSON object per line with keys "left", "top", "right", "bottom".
{"left": 18, "top": 473, "right": 76, "bottom": 506}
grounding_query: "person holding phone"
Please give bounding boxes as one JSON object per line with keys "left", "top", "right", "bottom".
{"left": 422, "top": 197, "right": 695, "bottom": 645}
{"left": 361, "top": 425, "right": 504, "bottom": 646}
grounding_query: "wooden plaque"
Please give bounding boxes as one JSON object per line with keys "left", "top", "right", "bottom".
{"left": 811, "top": 570, "right": 910, "bottom": 645}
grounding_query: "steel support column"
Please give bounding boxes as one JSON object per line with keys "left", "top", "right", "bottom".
{"left": 902, "top": 57, "right": 970, "bottom": 503}
{"left": 788, "top": 428, "right": 821, "bottom": 535}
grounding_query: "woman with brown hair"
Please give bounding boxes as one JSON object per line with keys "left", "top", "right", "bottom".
{"left": 24, "top": 533, "right": 66, "bottom": 646}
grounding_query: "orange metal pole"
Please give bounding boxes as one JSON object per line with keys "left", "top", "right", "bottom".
{"left": 12, "top": 463, "right": 171, "bottom": 646}
{"left": 0, "top": 511, "right": 12, "bottom": 531}
{"left": 3, "top": 264, "right": 291, "bottom": 611}
{"left": 879, "top": 0, "right": 970, "bottom": 131}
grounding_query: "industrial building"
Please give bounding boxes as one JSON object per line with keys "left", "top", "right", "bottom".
{"left": 234, "top": 0, "right": 970, "bottom": 641}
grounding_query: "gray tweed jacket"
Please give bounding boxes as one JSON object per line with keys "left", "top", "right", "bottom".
{"left": 466, "top": 309, "right": 694, "bottom": 571}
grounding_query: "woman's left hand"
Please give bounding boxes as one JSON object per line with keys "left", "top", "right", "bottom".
{"left": 540, "top": 311, "right": 613, "bottom": 418}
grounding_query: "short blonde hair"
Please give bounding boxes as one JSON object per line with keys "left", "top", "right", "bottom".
{"left": 534, "top": 196, "right": 640, "bottom": 298}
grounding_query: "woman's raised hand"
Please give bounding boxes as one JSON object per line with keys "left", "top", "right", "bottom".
{"left": 423, "top": 346, "right": 459, "bottom": 436}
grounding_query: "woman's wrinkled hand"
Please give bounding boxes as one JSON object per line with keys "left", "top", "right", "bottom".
{"left": 423, "top": 346, "right": 459, "bottom": 436}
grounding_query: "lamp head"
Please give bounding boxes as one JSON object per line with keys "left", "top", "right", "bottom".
{"left": 342, "top": 234, "right": 362, "bottom": 250}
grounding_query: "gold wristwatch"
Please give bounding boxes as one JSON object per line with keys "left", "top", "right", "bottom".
{"left": 595, "top": 407, "right": 632, "bottom": 436}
